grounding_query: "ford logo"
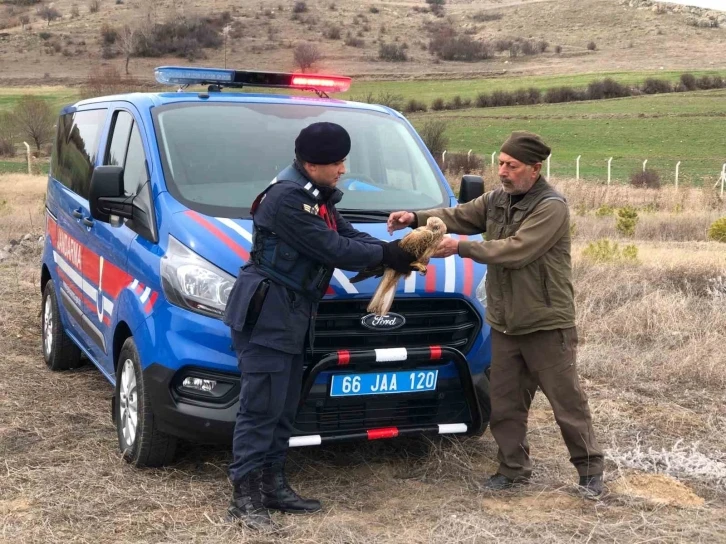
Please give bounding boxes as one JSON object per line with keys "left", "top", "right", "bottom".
{"left": 360, "top": 312, "right": 406, "bottom": 331}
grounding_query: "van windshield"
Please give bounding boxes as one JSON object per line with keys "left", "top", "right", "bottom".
{"left": 153, "top": 102, "right": 448, "bottom": 218}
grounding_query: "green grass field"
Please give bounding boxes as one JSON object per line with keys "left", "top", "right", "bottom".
{"left": 1, "top": 71, "right": 724, "bottom": 184}
{"left": 409, "top": 89, "right": 726, "bottom": 184}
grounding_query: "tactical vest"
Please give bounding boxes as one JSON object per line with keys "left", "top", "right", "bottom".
{"left": 484, "top": 176, "right": 576, "bottom": 335}
{"left": 248, "top": 165, "right": 335, "bottom": 301}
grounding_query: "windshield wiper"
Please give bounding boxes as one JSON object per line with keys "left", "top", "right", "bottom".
{"left": 336, "top": 209, "right": 392, "bottom": 223}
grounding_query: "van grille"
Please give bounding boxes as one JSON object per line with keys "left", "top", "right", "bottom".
{"left": 308, "top": 297, "right": 481, "bottom": 363}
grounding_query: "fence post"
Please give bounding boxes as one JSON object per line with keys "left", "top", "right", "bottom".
{"left": 547, "top": 154, "right": 551, "bottom": 179}
{"left": 643, "top": 159, "right": 648, "bottom": 172}
{"left": 491, "top": 151, "right": 496, "bottom": 169}
{"left": 442, "top": 150, "right": 446, "bottom": 166}
{"left": 576, "top": 155, "right": 581, "bottom": 180}
{"left": 675, "top": 161, "right": 681, "bottom": 190}
{"left": 23, "top": 142, "right": 32, "bottom": 175}
{"left": 719, "top": 163, "right": 726, "bottom": 198}
{"left": 607, "top": 157, "right": 613, "bottom": 185}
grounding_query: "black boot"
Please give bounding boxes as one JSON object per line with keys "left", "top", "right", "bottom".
{"left": 578, "top": 474, "right": 604, "bottom": 500}
{"left": 480, "top": 473, "right": 530, "bottom": 491}
{"left": 227, "top": 469, "right": 276, "bottom": 531}
{"left": 262, "top": 463, "right": 322, "bottom": 514}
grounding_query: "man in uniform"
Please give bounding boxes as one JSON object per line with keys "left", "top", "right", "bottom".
{"left": 387, "top": 131, "right": 604, "bottom": 499}
{"left": 223, "top": 122, "right": 417, "bottom": 530}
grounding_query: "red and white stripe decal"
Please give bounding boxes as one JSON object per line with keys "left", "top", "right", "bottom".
{"left": 459, "top": 235, "right": 474, "bottom": 296}
{"left": 185, "top": 210, "right": 250, "bottom": 261}
{"left": 367, "top": 427, "right": 399, "bottom": 440}
{"left": 374, "top": 347, "right": 408, "bottom": 362}
{"left": 289, "top": 435, "right": 322, "bottom": 447}
{"left": 439, "top": 423, "right": 467, "bottom": 434}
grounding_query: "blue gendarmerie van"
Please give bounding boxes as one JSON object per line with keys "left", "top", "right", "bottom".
{"left": 40, "top": 66, "right": 492, "bottom": 467}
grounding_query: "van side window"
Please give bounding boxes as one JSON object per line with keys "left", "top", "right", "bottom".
{"left": 51, "top": 109, "right": 107, "bottom": 199}
{"left": 105, "top": 111, "right": 148, "bottom": 195}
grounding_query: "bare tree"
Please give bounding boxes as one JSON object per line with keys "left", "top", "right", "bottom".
{"left": 11, "top": 96, "right": 55, "bottom": 152}
{"left": 0, "top": 112, "right": 18, "bottom": 157}
{"left": 118, "top": 25, "right": 138, "bottom": 74}
{"left": 293, "top": 43, "right": 322, "bottom": 73}
{"left": 19, "top": 15, "right": 30, "bottom": 30}
{"left": 89, "top": 0, "right": 101, "bottom": 14}
{"left": 38, "top": 5, "right": 62, "bottom": 26}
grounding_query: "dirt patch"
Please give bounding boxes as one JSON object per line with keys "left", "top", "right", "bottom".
{"left": 482, "top": 492, "right": 584, "bottom": 522}
{"left": 611, "top": 472, "right": 705, "bottom": 508}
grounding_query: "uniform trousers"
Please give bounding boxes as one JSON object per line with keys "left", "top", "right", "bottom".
{"left": 228, "top": 327, "right": 304, "bottom": 483}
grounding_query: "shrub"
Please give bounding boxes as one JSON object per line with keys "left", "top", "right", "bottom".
{"left": 490, "top": 90, "right": 515, "bottom": 107}
{"left": 38, "top": 31, "right": 52, "bottom": 40}
{"left": 544, "top": 86, "right": 585, "bottom": 103}
{"left": 373, "top": 91, "right": 404, "bottom": 110}
{"left": 80, "top": 65, "right": 138, "bottom": 99}
{"left": 70, "top": 5, "right": 80, "bottom": 18}
{"left": 616, "top": 206, "right": 639, "bottom": 237}
{"left": 471, "top": 11, "right": 501, "bottom": 22}
{"left": 630, "top": 168, "right": 661, "bottom": 189}
{"left": 404, "top": 99, "right": 427, "bottom": 113}
{"left": 431, "top": 97, "right": 445, "bottom": 111}
{"left": 587, "top": 78, "right": 631, "bottom": 100}
{"left": 134, "top": 16, "right": 226, "bottom": 60}
{"left": 89, "top": 0, "right": 100, "bottom": 14}
{"left": 587, "top": 41, "right": 596, "bottom": 51}
{"left": 323, "top": 25, "right": 341, "bottom": 39}
{"left": 293, "top": 42, "right": 322, "bottom": 71}
{"left": 293, "top": 1, "right": 308, "bottom": 13}
{"left": 344, "top": 32, "right": 364, "bottom": 47}
{"left": 444, "top": 152, "right": 483, "bottom": 174}
{"left": 418, "top": 119, "right": 448, "bottom": 160}
{"left": 697, "top": 75, "right": 721, "bottom": 90}
{"left": 622, "top": 244, "right": 639, "bottom": 261}
{"left": 101, "top": 23, "right": 118, "bottom": 44}
{"left": 379, "top": 43, "right": 407, "bottom": 61}
{"left": 680, "top": 73, "right": 697, "bottom": 91}
{"left": 595, "top": 204, "right": 615, "bottom": 217}
{"left": 708, "top": 217, "right": 726, "bottom": 242}
{"left": 554, "top": 44, "right": 562, "bottom": 54}
{"left": 369, "top": 6, "right": 379, "bottom": 14}
{"left": 0, "top": 139, "right": 14, "bottom": 157}
{"left": 428, "top": 24, "right": 491, "bottom": 61}
{"left": 641, "top": 78, "right": 671, "bottom": 94}
{"left": 582, "top": 239, "right": 621, "bottom": 263}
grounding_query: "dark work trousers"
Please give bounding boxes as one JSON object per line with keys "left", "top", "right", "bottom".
{"left": 489, "top": 327, "right": 604, "bottom": 480}
{"left": 228, "top": 327, "right": 305, "bottom": 484}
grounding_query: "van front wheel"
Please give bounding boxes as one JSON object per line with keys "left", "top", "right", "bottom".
{"left": 42, "top": 281, "right": 83, "bottom": 371}
{"left": 115, "top": 338, "right": 177, "bottom": 467}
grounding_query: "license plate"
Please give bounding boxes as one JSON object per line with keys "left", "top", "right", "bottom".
{"left": 330, "top": 370, "right": 439, "bottom": 397}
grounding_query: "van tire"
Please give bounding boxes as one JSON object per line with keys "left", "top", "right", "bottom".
{"left": 115, "top": 337, "right": 177, "bottom": 467}
{"left": 42, "top": 281, "right": 83, "bottom": 371}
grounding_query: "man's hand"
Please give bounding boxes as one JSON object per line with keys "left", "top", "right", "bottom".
{"left": 387, "top": 211, "right": 415, "bottom": 235}
{"left": 432, "top": 235, "right": 459, "bottom": 258}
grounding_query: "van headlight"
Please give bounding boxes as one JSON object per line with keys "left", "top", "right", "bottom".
{"left": 475, "top": 271, "right": 487, "bottom": 307}
{"left": 161, "top": 236, "right": 235, "bottom": 319}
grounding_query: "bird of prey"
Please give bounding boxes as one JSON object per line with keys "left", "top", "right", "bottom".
{"left": 350, "top": 217, "right": 447, "bottom": 317}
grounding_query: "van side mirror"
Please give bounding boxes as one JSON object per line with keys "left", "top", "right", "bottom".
{"left": 459, "top": 175, "right": 484, "bottom": 204}
{"left": 89, "top": 166, "right": 133, "bottom": 222}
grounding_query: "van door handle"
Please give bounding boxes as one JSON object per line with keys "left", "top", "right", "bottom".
{"left": 72, "top": 209, "right": 83, "bottom": 219}
{"left": 82, "top": 217, "right": 94, "bottom": 227}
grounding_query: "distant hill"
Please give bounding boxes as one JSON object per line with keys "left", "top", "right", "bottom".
{"left": 0, "top": 0, "right": 725, "bottom": 85}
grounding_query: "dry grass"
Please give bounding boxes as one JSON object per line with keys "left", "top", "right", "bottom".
{"left": 1, "top": 174, "right": 726, "bottom": 543}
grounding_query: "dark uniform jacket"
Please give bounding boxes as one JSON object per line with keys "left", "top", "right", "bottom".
{"left": 415, "top": 176, "right": 575, "bottom": 335}
{"left": 224, "top": 163, "right": 385, "bottom": 355}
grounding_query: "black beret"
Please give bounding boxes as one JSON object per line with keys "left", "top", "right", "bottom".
{"left": 500, "top": 131, "right": 551, "bottom": 165}
{"left": 295, "top": 122, "right": 351, "bottom": 165}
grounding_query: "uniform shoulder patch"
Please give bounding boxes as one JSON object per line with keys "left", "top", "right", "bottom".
{"left": 303, "top": 203, "right": 320, "bottom": 215}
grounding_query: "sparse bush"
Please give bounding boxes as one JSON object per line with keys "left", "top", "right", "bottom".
{"left": 641, "top": 78, "right": 671, "bottom": 94}
{"left": 323, "top": 24, "right": 341, "bottom": 39}
{"left": 101, "top": 23, "right": 118, "bottom": 45}
{"left": 544, "top": 86, "right": 585, "bottom": 103}
{"left": 134, "top": 16, "right": 226, "bottom": 60}
{"left": 371, "top": 91, "right": 404, "bottom": 110}
{"left": 293, "top": 1, "right": 308, "bottom": 14}
{"left": 621, "top": 244, "right": 639, "bottom": 261}
{"left": 587, "top": 40, "right": 597, "bottom": 51}
{"left": 37, "top": 5, "right": 61, "bottom": 25}
{"left": 595, "top": 204, "right": 615, "bottom": 217}
{"left": 707, "top": 217, "right": 726, "bottom": 243}
{"left": 418, "top": 119, "right": 448, "bottom": 161}
{"left": 680, "top": 73, "right": 697, "bottom": 91}
{"left": 444, "top": 152, "right": 483, "bottom": 174}
{"left": 344, "top": 32, "right": 364, "bottom": 47}
{"left": 80, "top": 65, "right": 138, "bottom": 99}
{"left": 431, "top": 97, "right": 445, "bottom": 111}
{"left": 293, "top": 42, "right": 322, "bottom": 71}
{"left": 429, "top": 30, "right": 491, "bottom": 61}
{"left": 630, "top": 168, "right": 661, "bottom": 189}
{"left": 554, "top": 44, "right": 562, "bottom": 54}
{"left": 379, "top": 42, "right": 407, "bottom": 61}
{"left": 369, "top": 6, "right": 379, "bottom": 14}
{"left": 0, "top": 139, "right": 14, "bottom": 157}
{"left": 19, "top": 14, "right": 30, "bottom": 28}
{"left": 9, "top": 95, "right": 54, "bottom": 152}
{"left": 582, "top": 239, "right": 621, "bottom": 263}
{"left": 490, "top": 90, "right": 515, "bottom": 107}
{"left": 89, "top": 0, "right": 100, "bottom": 14}
{"left": 38, "top": 31, "right": 52, "bottom": 40}
{"left": 616, "top": 206, "right": 639, "bottom": 237}
{"left": 587, "top": 78, "right": 631, "bottom": 100}
{"left": 471, "top": 11, "right": 501, "bottom": 22}
{"left": 404, "top": 99, "right": 427, "bottom": 113}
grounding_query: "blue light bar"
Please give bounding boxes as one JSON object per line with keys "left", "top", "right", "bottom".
{"left": 155, "top": 66, "right": 234, "bottom": 86}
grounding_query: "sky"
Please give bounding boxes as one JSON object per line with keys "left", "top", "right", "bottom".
{"left": 661, "top": 0, "right": 725, "bottom": 10}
